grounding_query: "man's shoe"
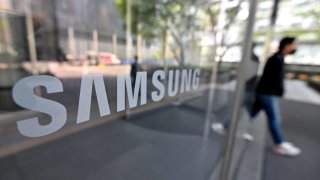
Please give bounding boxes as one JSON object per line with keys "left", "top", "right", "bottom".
{"left": 242, "top": 133, "right": 254, "bottom": 141}
{"left": 273, "top": 142, "right": 301, "bottom": 156}
{"left": 211, "top": 123, "right": 227, "bottom": 135}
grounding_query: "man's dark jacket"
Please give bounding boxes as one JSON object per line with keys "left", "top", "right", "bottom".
{"left": 256, "top": 52, "right": 285, "bottom": 96}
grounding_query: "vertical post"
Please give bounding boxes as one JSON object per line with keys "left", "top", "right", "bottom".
{"left": 1, "top": 1, "right": 14, "bottom": 69}
{"left": 219, "top": 0, "right": 258, "bottom": 179}
{"left": 162, "top": 28, "right": 168, "bottom": 74}
{"left": 126, "top": 0, "right": 132, "bottom": 60}
{"left": 137, "top": 23, "right": 142, "bottom": 60}
{"left": 141, "top": 39, "right": 146, "bottom": 60}
{"left": 52, "top": 0, "right": 60, "bottom": 60}
{"left": 68, "top": 27, "right": 75, "bottom": 60}
{"left": 125, "top": 0, "right": 133, "bottom": 119}
{"left": 25, "top": 0, "right": 38, "bottom": 74}
{"left": 162, "top": 28, "right": 169, "bottom": 98}
{"left": 261, "top": 0, "right": 280, "bottom": 64}
{"left": 112, "top": 33, "right": 118, "bottom": 55}
{"left": 93, "top": 30, "right": 99, "bottom": 53}
{"left": 203, "top": 0, "right": 229, "bottom": 140}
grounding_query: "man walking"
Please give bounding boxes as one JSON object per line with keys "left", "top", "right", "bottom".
{"left": 255, "top": 37, "right": 301, "bottom": 156}
{"left": 213, "top": 37, "right": 301, "bottom": 156}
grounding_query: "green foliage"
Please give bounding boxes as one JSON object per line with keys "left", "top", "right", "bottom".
{"left": 284, "top": 7, "right": 319, "bottom": 42}
{"left": 115, "top": 0, "right": 158, "bottom": 39}
{"left": 115, "top": 0, "right": 126, "bottom": 19}
{"left": 115, "top": 0, "right": 208, "bottom": 39}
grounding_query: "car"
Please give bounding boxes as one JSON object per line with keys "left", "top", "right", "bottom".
{"left": 99, "top": 52, "right": 121, "bottom": 65}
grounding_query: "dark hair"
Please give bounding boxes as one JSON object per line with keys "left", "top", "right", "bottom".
{"left": 251, "top": 42, "right": 256, "bottom": 49}
{"left": 279, "top": 37, "right": 296, "bottom": 51}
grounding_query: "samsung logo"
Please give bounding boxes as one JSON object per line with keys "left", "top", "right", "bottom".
{"left": 12, "top": 68, "right": 201, "bottom": 137}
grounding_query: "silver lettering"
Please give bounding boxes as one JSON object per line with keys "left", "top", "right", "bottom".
{"left": 192, "top": 68, "right": 201, "bottom": 90}
{"left": 77, "top": 74, "right": 111, "bottom": 124}
{"left": 168, "top": 70, "right": 180, "bottom": 97}
{"left": 12, "top": 75, "right": 67, "bottom": 137}
{"left": 117, "top": 72, "right": 147, "bottom": 112}
{"left": 180, "top": 69, "right": 193, "bottom": 93}
{"left": 151, "top": 70, "right": 165, "bottom": 102}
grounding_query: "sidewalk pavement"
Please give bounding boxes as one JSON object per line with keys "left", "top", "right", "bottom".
{"left": 264, "top": 80, "right": 320, "bottom": 180}
{"left": 0, "top": 90, "right": 224, "bottom": 180}
{"left": 284, "top": 79, "right": 320, "bottom": 105}
{"left": 1, "top": 79, "right": 315, "bottom": 180}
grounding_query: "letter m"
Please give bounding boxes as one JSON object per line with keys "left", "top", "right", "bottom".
{"left": 117, "top": 72, "right": 147, "bottom": 112}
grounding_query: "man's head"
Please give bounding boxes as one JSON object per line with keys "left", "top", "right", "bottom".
{"left": 134, "top": 55, "right": 138, "bottom": 62}
{"left": 279, "top": 37, "right": 297, "bottom": 55}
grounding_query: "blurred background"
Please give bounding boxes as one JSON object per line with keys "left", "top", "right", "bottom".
{"left": 0, "top": 0, "right": 319, "bottom": 180}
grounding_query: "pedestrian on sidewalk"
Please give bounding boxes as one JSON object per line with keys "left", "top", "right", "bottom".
{"left": 131, "top": 55, "right": 139, "bottom": 89}
{"left": 212, "top": 37, "right": 301, "bottom": 157}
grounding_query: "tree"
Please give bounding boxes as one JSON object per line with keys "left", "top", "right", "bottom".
{"left": 295, "top": 2, "right": 320, "bottom": 42}
{"left": 207, "top": 0, "right": 245, "bottom": 62}
{"left": 116, "top": 0, "right": 204, "bottom": 65}
{"left": 115, "top": 0, "right": 159, "bottom": 59}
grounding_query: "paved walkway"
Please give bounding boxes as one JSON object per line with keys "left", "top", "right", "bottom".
{"left": 284, "top": 80, "right": 320, "bottom": 105}
{"left": 0, "top": 90, "right": 227, "bottom": 180}
{"left": 264, "top": 80, "right": 320, "bottom": 180}
{"left": 1, "top": 79, "right": 318, "bottom": 180}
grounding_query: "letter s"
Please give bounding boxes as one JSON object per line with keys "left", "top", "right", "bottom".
{"left": 12, "top": 75, "right": 67, "bottom": 137}
{"left": 152, "top": 70, "right": 165, "bottom": 102}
